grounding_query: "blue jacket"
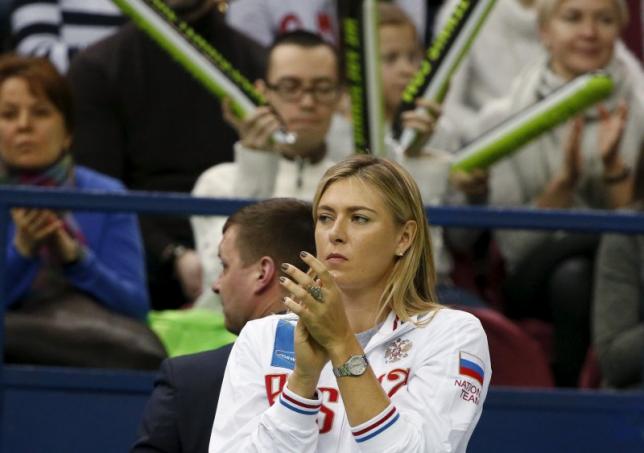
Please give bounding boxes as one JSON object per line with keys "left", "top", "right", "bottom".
{"left": 5, "top": 165, "right": 149, "bottom": 319}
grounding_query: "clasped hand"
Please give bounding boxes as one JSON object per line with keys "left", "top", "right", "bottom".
{"left": 281, "top": 252, "right": 353, "bottom": 382}
{"left": 11, "top": 208, "right": 80, "bottom": 263}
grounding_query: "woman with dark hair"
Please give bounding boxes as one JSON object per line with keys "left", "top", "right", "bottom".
{"left": 0, "top": 54, "right": 163, "bottom": 368}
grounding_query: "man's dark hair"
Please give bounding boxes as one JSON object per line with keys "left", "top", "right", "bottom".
{"left": 223, "top": 198, "right": 315, "bottom": 272}
{"left": 265, "top": 30, "right": 340, "bottom": 80}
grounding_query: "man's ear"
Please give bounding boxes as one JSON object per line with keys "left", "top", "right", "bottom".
{"left": 255, "top": 256, "right": 277, "bottom": 293}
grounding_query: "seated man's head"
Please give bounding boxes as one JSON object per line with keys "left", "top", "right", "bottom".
{"left": 213, "top": 198, "right": 315, "bottom": 334}
{"left": 256, "top": 31, "right": 341, "bottom": 158}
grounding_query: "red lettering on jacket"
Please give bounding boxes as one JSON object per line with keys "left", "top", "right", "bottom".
{"left": 378, "top": 368, "right": 410, "bottom": 397}
{"left": 265, "top": 373, "right": 287, "bottom": 406}
{"left": 317, "top": 387, "right": 339, "bottom": 433}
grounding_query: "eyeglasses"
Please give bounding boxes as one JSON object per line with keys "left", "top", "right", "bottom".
{"left": 265, "top": 78, "right": 340, "bottom": 104}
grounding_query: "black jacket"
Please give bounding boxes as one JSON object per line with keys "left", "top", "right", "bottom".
{"left": 132, "top": 344, "right": 233, "bottom": 453}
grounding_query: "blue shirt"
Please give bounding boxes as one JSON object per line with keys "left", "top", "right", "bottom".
{"left": 5, "top": 166, "right": 149, "bottom": 319}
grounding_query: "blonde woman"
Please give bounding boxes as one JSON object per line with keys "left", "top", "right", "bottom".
{"left": 210, "top": 155, "right": 490, "bottom": 452}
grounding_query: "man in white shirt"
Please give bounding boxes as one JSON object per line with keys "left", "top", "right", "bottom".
{"left": 191, "top": 30, "right": 350, "bottom": 310}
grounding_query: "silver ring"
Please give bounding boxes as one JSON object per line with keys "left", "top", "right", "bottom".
{"left": 306, "top": 285, "right": 324, "bottom": 302}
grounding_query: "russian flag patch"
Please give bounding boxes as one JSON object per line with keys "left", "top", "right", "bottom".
{"left": 459, "top": 351, "right": 485, "bottom": 385}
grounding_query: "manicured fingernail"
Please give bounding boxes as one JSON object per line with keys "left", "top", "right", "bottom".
{"left": 300, "top": 251, "right": 308, "bottom": 258}
{"left": 279, "top": 276, "right": 286, "bottom": 283}
{"left": 281, "top": 263, "right": 288, "bottom": 271}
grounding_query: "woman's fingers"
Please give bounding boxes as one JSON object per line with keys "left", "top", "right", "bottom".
{"left": 32, "top": 219, "right": 62, "bottom": 241}
{"left": 298, "top": 252, "right": 333, "bottom": 286}
{"left": 280, "top": 274, "right": 313, "bottom": 301}
{"left": 282, "top": 295, "right": 305, "bottom": 316}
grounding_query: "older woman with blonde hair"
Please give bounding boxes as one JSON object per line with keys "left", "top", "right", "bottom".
{"left": 210, "top": 155, "right": 490, "bottom": 452}
{"left": 473, "top": 0, "right": 644, "bottom": 386}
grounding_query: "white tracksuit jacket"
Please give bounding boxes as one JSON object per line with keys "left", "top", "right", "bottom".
{"left": 210, "top": 308, "right": 491, "bottom": 452}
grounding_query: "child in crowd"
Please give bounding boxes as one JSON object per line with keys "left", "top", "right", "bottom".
{"left": 375, "top": 2, "right": 486, "bottom": 307}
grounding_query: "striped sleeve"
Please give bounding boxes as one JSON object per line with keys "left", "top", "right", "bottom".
{"left": 350, "top": 403, "right": 403, "bottom": 448}
{"left": 276, "top": 385, "right": 321, "bottom": 418}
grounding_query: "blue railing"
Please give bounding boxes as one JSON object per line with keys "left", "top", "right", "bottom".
{"left": 1, "top": 185, "right": 644, "bottom": 452}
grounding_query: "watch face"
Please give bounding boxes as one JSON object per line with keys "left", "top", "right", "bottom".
{"left": 347, "top": 355, "right": 367, "bottom": 375}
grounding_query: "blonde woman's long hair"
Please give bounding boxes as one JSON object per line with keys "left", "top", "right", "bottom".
{"left": 312, "top": 155, "right": 441, "bottom": 324}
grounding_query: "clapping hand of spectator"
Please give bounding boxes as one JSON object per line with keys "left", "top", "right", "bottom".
{"left": 11, "top": 208, "right": 63, "bottom": 258}
{"left": 400, "top": 99, "right": 442, "bottom": 157}
{"left": 536, "top": 117, "right": 583, "bottom": 209}
{"left": 12, "top": 208, "right": 84, "bottom": 264}
{"left": 222, "top": 98, "right": 283, "bottom": 153}
{"left": 560, "top": 116, "right": 584, "bottom": 187}
{"left": 597, "top": 101, "right": 629, "bottom": 174}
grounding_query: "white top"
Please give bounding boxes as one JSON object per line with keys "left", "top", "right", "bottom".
{"left": 210, "top": 308, "right": 491, "bottom": 452}
{"left": 226, "top": 0, "right": 428, "bottom": 47}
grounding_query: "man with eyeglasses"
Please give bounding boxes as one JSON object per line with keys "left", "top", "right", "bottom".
{"left": 191, "top": 30, "right": 351, "bottom": 310}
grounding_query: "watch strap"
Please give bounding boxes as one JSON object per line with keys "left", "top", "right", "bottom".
{"left": 333, "top": 354, "right": 368, "bottom": 377}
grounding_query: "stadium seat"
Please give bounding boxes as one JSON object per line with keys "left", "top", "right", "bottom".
{"left": 458, "top": 306, "right": 555, "bottom": 388}
{"left": 578, "top": 347, "right": 602, "bottom": 389}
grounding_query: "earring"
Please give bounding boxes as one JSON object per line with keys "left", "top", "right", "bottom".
{"left": 396, "top": 250, "right": 405, "bottom": 257}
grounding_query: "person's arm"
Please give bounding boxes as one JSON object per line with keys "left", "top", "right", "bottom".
{"left": 63, "top": 210, "right": 149, "bottom": 320}
{"left": 593, "top": 234, "right": 644, "bottom": 388}
{"left": 131, "top": 359, "right": 181, "bottom": 453}
{"left": 209, "top": 321, "right": 320, "bottom": 452}
{"left": 383, "top": 313, "right": 490, "bottom": 452}
{"left": 597, "top": 102, "right": 633, "bottom": 209}
{"left": 283, "top": 255, "right": 491, "bottom": 451}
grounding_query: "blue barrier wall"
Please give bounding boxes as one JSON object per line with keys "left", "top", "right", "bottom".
{"left": 4, "top": 364, "right": 644, "bottom": 453}
{"left": 0, "top": 187, "right": 643, "bottom": 452}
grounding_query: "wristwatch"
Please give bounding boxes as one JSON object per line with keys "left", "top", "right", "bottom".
{"left": 333, "top": 354, "right": 368, "bottom": 377}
